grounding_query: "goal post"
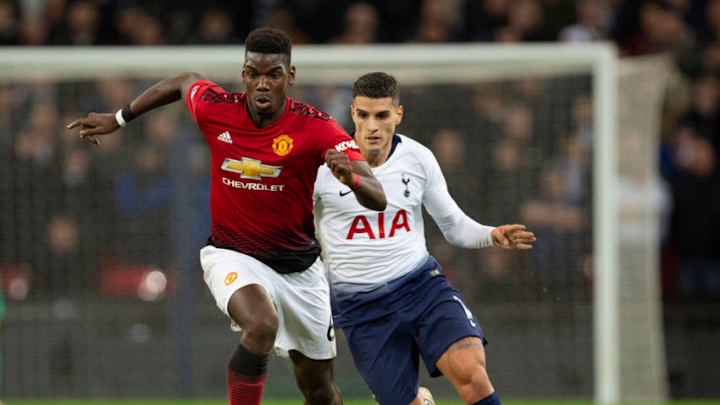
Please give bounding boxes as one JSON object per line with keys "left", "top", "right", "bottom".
{"left": 0, "top": 44, "right": 668, "bottom": 403}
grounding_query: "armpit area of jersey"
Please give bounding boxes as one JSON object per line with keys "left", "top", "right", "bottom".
{"left": 207, "top": 237, "right": 321, "bottom": 274}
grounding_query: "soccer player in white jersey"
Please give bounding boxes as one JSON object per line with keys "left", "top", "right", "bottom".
{"left": 313, "top": 72, "right": 536, "bottom": 405}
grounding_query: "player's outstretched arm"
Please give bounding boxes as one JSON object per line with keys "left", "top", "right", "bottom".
{"left": 325, "top": 149, "right": 387, "bottom": 211}
{"left": 491, "top": 224, "right": 536, "bottom": 250}
{"left": 66, "top": 72, "right": 205, "bottom": 146}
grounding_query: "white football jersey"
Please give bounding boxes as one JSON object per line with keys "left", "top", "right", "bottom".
{"left": 314, "top": 134, "right": 485, "bottom": 288}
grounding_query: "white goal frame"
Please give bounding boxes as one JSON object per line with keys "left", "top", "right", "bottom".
{"left": 1, "top": 43, "right": 622, "bottom": 403}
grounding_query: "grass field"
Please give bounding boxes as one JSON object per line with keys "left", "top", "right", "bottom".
{"left": 4, "top": 400, "right": 720, "bottom": 405}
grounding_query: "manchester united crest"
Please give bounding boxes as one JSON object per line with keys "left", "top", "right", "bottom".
{"left": 272, "top": 134, "right": 294, "bottom": 156}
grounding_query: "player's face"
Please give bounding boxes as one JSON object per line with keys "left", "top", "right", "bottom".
{"left": 351, "top": 96, "right": 403, "bottom": 157}
{"left": 242, "top": 52, "right": 295, "bottom": 117}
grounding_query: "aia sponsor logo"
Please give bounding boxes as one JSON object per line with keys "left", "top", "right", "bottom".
{"left": 346, "top": 210, "right": 410, "bottom": 239}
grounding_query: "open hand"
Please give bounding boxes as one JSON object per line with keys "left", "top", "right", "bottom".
{"left": 325, "top": 149, "right": 353, "bottom": 186}
{"left": 66, "top": 112, "right": 120, "bottom": 147}
{"left": 491, "top": 224, "right": 536, "bottom": 250}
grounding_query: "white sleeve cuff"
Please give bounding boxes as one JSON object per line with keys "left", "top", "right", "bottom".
{"left": 115, "top": 109, "right": 127, "bottom": 127}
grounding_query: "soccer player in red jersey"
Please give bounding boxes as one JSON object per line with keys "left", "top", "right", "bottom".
{"left": 67, "top": 28, "right": 386, "bottom": 405}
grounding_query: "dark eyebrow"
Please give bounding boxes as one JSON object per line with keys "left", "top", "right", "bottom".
{"left": 245, "top": 64, "right": 284, "bottom": 74}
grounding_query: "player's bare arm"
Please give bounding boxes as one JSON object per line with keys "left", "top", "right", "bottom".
{"left": 325, "top": 149, "right": 387, "bottom": 211}
{"left": 66, "top": 72, "right": 205, "bottom": 145}
{"left": 491, "top": 224, "right": 536, "bottom": 250}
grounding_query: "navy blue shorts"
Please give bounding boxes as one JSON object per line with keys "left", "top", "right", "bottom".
{"left": 338, "top": 256, "right": 485, "bottom": 405}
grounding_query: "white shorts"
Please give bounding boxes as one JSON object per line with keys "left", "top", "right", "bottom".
{"left": 200, "top": 245, "right": 336, "bottom": 360}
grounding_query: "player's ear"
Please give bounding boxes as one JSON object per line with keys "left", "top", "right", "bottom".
{"left": 395, "top": 104, "right": 404, "bottom": 125}
{"left": 287, "top": 65, "right": 296, "bottom": 86}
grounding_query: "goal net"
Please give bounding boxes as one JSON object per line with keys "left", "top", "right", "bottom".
{"left": 0, "top": 44, "right": 668, "bottom": 403}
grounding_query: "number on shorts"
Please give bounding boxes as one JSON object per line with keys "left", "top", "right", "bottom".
{"left": 453, "top": 295, "right": 477, "bottom": 327}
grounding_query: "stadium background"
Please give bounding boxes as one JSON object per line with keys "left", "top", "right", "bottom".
{"left": 1, "top": 0, "right": 719, "bottom": 402}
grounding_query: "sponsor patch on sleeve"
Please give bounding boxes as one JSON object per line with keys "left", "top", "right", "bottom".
{"left": 334, "top": 140, "right": 358, "bottom": 152}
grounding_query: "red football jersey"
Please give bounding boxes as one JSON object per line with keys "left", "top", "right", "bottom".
{"left": 185, "top": 80, "right": 363, "bottom": 272}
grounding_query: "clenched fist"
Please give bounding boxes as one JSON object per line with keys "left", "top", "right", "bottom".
{"left": 325, "top": 149, "right": 354, "bottom": 186}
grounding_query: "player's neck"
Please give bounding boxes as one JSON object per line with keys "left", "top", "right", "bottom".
{"left": 247, "top": 98, "right": 287, "bottom": 129}
{"left": 362, "top": 145, "right": 391, "bottom": 168}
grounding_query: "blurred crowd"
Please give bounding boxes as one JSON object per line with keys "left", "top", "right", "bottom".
{"left": 0, "top": 0, "right": 719, "bottom": 302}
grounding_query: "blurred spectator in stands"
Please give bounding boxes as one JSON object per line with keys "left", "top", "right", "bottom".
{"left": 621, "top": 0, "right": 691, "bottom": 55}
{"left": 187, "top": 143, "right": 211, "bottom": 247}
{"left": 412, "top": 0, "right": 462, "bottom": 43}
{"left": 669, "top": 129, "right": 720, "bottom": 299}
{"left": 15, "top": 103, "right": 60, "bottom": 169}
{"left": 196, "top": 8, "right": 235, "bottom": 45}
{"left": 331, "top": 2, "right": 378, "bottom": 44}
{"left": 115, "top": 7, "right": 163, "bottom": 45}
{"left": 432, "top": 128, "right": 465, "bottom": 172}
{"left": 113, "top": 111, "right": 178, "bottom": 267}
{"left": 19, "top": 15, "right": 48, "bottom": 45}
{"left": 113, "top": 6, "right": 142, "bottom": 45}
{"left": 699, "top": 0, "right": 720, "bottom": 43}
{"left": 521, "top": 162, "right": 589, "bottom": 301}
{"left": 571, "top": 93, "right": 593, "bottom": 149}
{"left": 31, "top": 213, "right": 95, "bottom": 298}
{"left": 503, "top": 0, "right": 547, "bottom": 41}
{"left": 702, "top": 42, "right": 720, "bottom": 76}
{"left": 95, "top": 76, "right": 134, "bottom": 113}
{"left": 44, "top": 0, "right": 67, "bottom": 41}
{"left": 676, "top": 76, "right": 720, "bottom": 156}
{"left": 266, "top": 7, "right": 311, "bottom": 44}
{"left": 559, "top": 0, "right": 611, "bottom": 42}
{"left": 132, "top": 12, "right": 163, "bottom": 45}
{"left": 0, "top": 0, "right": 18, "bottom": 44}
{"left": 464, "top": 0, "right": 509, "bottom": 41}
{"left": 0, "top": 85, "right": 15, "bottom": 141}
{"left": 53, "top": 0, "right": 100, "bottom": 45}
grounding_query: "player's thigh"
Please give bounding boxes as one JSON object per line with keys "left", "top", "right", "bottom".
{"left": 199, "top": 245, "right": 278, "bottom": 328}
{"left": 414, "top": 287, "right": 485, "bottom": 378}
{"left": 272, "top": 258, "right": 336, "bottom": 360}
{"left": 343, "top": 318, "right": 420, "bottom": 405}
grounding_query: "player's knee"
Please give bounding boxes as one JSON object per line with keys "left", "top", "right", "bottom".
{"left": 468, "top": 363, "right": 490, "bottom": 387}
{"left": 241, "top": 315, "right": 278, "bottom": 352}
{"left": 452, "top": 354, "right": 488, "bottom": 386}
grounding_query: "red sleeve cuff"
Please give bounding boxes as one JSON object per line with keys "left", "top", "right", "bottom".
{"left": 344, "top": 149, "right": 364, "bottom": 161}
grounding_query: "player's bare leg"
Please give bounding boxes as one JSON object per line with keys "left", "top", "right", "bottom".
{"left": 226, "top": 284, "right": 279, "bottom": 405}
{"left": 435, "top": 336, "right": 500, "bottom": 404}
{"left": 408, "top": 387, "right": 436, "bottom": 405}
{"left": 290, "top": 350, "right": 343, "bottom": 405}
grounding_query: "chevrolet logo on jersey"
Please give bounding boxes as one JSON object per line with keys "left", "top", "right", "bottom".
{"left": 221, "top": 157, "right": 282, "bottom": 180}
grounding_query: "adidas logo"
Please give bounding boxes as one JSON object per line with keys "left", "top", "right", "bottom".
{"left": 217, "top": 131, "right": 232, "bottom": 144}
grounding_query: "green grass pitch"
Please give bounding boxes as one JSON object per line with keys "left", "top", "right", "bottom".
{"left": 4, "top": 400, "right": 720, "bottom": 405}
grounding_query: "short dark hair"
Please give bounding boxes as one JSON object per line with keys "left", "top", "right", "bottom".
{"left": 352, "top": 72, "right": 399, "bottom": 105}
{"left": 245, "top": 27, "right": 292, "bottom": 66}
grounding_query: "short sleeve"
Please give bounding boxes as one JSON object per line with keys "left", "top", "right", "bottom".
{"left": 185, "top": 80, "right": 224, "bottom": 123}
{"left": 316, "top": 119, "right": 364, "bottom": 163}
